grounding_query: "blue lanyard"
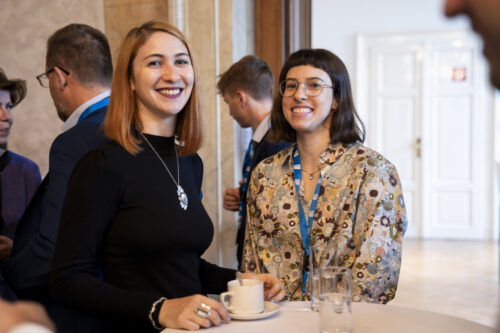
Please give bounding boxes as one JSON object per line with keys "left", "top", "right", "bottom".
{"left": 238, "top": 140, "right": 255, "bottom": 217}
{"left": 77, "top": 97, "right": 109, "bottom": 123}
{"left": 292, "top": 146, "right": 322, "bottom": 293}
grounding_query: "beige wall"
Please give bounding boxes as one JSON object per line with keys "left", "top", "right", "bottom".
{"left": 104, "top": 0, "right": 169, "bottom": 62}
{"left": 178, "top": 0, "right": 237, "bottom": 267}
{"left": 0, "top": 0, "right": 105, "bottom": 176}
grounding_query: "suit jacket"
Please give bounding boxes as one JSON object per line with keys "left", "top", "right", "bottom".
{"left": 0, "top": 151, "right": 41, "bottom": 300}
{"left": 3, "top": 107, "right": 109, "bottom": 300}
{"left": 236, "top": 131, "right": 289, "bottom": 269}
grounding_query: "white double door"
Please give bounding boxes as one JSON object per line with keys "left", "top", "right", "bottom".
{"left": 356, "top": 32, "right": 494, "bottom": 239}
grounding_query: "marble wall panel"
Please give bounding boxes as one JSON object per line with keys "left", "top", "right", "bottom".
{"left": 0, "top": 0, "right": 105, "bottom": 176}
{"left": 217, "top": 0, "right": 239, "bottom": 269}
{"left": 183, "top": 0, "right": 218, "bottom": 264}
{"left": 104, "top": 0, "right": 168, "bottom": 61}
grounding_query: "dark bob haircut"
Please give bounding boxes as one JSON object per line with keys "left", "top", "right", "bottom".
{"left": 269, "top": 48, "right": 365, "bottom": 144}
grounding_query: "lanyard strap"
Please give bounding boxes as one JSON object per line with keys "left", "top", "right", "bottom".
{"left": 78, "top": 97, "right": 110, "bottom": 123}
{"left": 238, "top": 140, "right": 255, "bottom": 217}
{"left": 292, "top": 146, "right": 322, "bottom": 293}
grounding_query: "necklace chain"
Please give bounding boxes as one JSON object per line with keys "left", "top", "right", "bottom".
{"left": 140, "top": 132, "right": 180, "bottom": 186}
{"left": 140, "top": 132, "right": 188, "bottom": 210}
{"left": 301, "top": 167, "right": 320, "bottom": 175}
{"left": 302, "top": 167, "right": 321, "bottom": 180}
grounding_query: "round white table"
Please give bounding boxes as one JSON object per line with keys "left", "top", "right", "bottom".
{"left": 161, "top": 302, "right": 496, "bottom": 332}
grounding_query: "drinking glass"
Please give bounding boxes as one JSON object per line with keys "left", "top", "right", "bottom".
{"left": 309, "top": 244, "right": 320, "bottom": 311}
{"left": 318, "top": 266, "right": 352, "bottom": 333}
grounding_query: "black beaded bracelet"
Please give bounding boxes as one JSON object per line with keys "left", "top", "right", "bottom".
{"left": 149, "top": 297, "right": 166, "bottom": 330}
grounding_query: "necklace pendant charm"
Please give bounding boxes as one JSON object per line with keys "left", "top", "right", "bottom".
{"left": 309, "top": 175, "right": 313, "bottom": 180}
{"left": 177, "top": 185, "right": 188, "bottom": 210}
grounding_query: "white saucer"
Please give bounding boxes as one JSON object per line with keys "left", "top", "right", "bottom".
{"left": 229, "top": 301, "right": 280, "bottom": 320}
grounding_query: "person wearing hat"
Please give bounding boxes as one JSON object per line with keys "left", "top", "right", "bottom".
{"left": 0, "top": 68, "right": 41, "bottom": 300}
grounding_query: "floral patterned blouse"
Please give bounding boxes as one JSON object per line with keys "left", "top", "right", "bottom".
{"left": 242, "top": 142, "right": 407, "bottom": 303}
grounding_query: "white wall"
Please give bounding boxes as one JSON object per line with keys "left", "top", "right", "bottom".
{"left": 312, "top": 0, "right": 470, "bottom": 86}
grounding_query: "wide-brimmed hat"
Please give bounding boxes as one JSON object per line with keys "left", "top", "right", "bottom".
{"left": 0, "top": 68, "right": 27, "bottom": 107}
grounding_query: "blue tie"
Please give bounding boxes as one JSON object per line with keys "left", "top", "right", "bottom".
{"left": 239, "top": 140, "right": 255, "bottom": 218}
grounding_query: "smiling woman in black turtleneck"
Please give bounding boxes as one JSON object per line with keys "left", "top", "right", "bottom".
{"left": 50, "top": 21, "right": 284, "bottom": 332}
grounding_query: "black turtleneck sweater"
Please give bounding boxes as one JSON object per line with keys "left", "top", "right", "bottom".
{"left": 51, "top": 134, "right": 236, "bottom": 331}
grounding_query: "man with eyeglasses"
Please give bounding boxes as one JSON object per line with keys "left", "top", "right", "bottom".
{"left": 217, "top": 55, "right": 289, "bottom": 269}
{"left": 2, "top": 23, "right": 112, "bottom": 331}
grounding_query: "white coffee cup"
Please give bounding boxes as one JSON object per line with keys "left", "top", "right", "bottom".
{"left": 220, "top": 279, "right": 264, "bottom": 314}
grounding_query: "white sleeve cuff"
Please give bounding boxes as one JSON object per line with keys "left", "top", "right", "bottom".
{"left": 8, "top": 323, "right": 54, "bottom": 333}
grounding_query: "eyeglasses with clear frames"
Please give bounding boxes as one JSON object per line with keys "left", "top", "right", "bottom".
{"left": 36, "top": 66, "right": 70, "bottom": 88}
{"left": 279, "top": 78, "right": 333, "bottom": 97}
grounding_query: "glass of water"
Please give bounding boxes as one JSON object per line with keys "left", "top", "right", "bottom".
{"left": 309, "top": 244, "right": 320, "bottom": 311}
{"left": 318, "top": 266, "right": 352, "bottom": 333}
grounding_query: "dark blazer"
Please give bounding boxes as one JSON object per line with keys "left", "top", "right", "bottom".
{"left": 0, "top": 151, "right": 41, "bottom": 300}
{"left": 236, "top": 131, "right": 289, "bottom": 269}
{"left": 2, "top": 107, "right": 110, "bottom": 331}
{"left": 4, "top": 107, "right": 109, "bottom": 297}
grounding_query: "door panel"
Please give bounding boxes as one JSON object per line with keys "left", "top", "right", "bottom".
{"left": 432, "top": 192, "right": 471, "bottom": 232}
{"left": 435, "top": 50, "right": 473, "bottom": 89}
{"left": 380, "top": 98, "right": 416, "bottom": 181}
{"left": 378, "top": 52, "right": 416, "bottom": 90}
{"left": 434, "top": 96, "right": 472, "bottom": 182}
{"left": 425, "top": 38, "right": 481, "bottom": 238}
{"left": 371, "top": 46, "right": 421, "bottom": 238}
{"left": 358, "top": 31, "right": 492, "bottom": 239}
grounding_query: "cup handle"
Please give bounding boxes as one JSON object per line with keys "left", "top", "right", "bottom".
{"left": 220, "top": 291, "right": 234, "bottom": 312}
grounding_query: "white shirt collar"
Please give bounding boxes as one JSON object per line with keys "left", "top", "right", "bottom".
{"left": 61, "top": 90, "right": 111, "bottom": 132}
{"left": 252, "top": 114, "right": 271, "bottom": 143}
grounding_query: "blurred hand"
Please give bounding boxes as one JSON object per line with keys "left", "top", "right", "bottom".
{"left": 0, "top": 236, "right": 13, "bottom": 261}
{"left": 223, "top": 187, "right": 240, "bottom": 211}
{"left": 159, "top": 294, "right": 230, "bottom": 331}
{"left": 241, "top": 272, "right": 285, "bottom": 302}
{"left": 0, "top": 299, "right": 55, "bottom": 333}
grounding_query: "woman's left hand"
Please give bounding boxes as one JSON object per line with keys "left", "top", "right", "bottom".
{"left": 241, "top": 272, "right": 285, "bottom": 302}
{"left": 0, "top": 236, "right": 13, "bottom": 261}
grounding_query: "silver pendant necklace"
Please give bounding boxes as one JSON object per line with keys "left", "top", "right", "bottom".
{"left": 140, "top": 132, "right": 188, "bottom": 210}
{"left": 302, "top": 168, "right": 321, "bottom": 180}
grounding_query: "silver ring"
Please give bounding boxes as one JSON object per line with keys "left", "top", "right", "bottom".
{"left": 200, "top": 302, "right": 212, "bottom": 311}
{"left": 195, "top": 307, "right": 211, "bottom": 319}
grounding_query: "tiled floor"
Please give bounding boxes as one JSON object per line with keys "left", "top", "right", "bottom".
{"left": 391, "top": 240, "right": 499, "bottom": 328}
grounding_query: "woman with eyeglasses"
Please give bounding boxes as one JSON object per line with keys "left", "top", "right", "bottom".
{"left": 242, "top": 49, "right": 407, "bottom": 304}
{"left": 0, "top": 68, "right": 41, "bottom": 300}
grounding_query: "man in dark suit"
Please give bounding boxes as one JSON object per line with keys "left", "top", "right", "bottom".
{"left": 2, "top": 23, "right": 112, "bottom": 331}
{"left": 218, "top": 55, "right": 289, "bottom": 269}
